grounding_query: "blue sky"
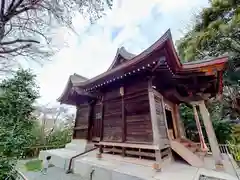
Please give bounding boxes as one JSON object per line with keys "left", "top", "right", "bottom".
{"left": 36, "top": 0, "right": 209, "bottom": 106}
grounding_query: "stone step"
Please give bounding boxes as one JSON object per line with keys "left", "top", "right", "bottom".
{"left": 65, "top": 139, "right": 88, "bottom": 152}
{"left": 73, "top": 152, "right": 155, "bottom": 180}
{"left": 39, "top": 148, "right": 79, "bottom": 170}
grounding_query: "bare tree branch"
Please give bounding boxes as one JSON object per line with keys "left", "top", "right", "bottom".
{"left": 0, "top": 39, "right": 39, "bottom": 45}
{"left": 0, "top": 0, "right": 5, "bottom": 18}
{"left": 4, "top": 22, "right": 13, "bottom": 37}
{"left": 9, "top": 0, "right": 25, "bottom": 14}
{"left": 0, "top": 0, "right": 112, "bottom": 74}
{"left": 0, "top": 44, "right": 31, "bottom": 54}
{"left": 7, "top": 0, "right": 17, "bottom": 13}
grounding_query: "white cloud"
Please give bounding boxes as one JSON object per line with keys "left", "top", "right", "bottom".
{"left": 158, "top": 0, "right": 204, "bottom": 13}
{"left": 105, "top": 0, "right": 157, "bottom": 27}
{"left": 37, "top": 0, "right": 209, "bottom": 105}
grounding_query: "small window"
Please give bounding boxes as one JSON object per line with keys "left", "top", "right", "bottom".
{"left": 96, "top": 112, "right": 101, "bottom": 119}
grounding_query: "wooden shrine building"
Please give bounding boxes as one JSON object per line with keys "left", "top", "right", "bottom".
{"left": 58, "top": 30, "right": 228, "bottom": 169}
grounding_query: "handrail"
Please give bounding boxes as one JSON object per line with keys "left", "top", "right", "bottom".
{"left": 227, "top": 153, "right": 240, "bottom": 180}
{"left": 16, "top": 170, "right": 28, "bottom": 180}
{"left": 66, "top": 147, "right": 99, "bottom": 174}
{"left": 195, "top": 143, "right": 240, "bottom": 162}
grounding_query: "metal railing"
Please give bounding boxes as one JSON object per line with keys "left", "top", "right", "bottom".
{"left": 15, "top": 170, "right": 28, "bottom": 180}
{"left": 202, "top": 143, "right": 240, "bottom": 162}
{"left": 4, "top": 167, "right": 28, "bottom": 180}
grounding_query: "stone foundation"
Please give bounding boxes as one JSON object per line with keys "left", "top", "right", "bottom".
{"left": 72, "top": 151, "right": 238, "bottom": 180}
{"left": 39, "top": 139, "right": 90, "bottom": 170}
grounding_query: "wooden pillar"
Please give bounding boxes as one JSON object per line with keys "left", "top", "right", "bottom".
{"left": 100, "top": 96, "right": 104, "bottom": 141}
{"left": 174, "top": 104, "right": 186, "bottom": 138}
{"left": 148, "top": 80, "right": 162, "bottom": 164}
{"left": 121, "top": 95, "right": 126, "bottom": 142}
{"left": 120, "top": 86, "right": 126, "bottom": 143}
{"left": 171, "top": 108, "right": 178, "bottom": 139}
{"left": 73, "top": 107, "right": 78, "bottom": 139}
{"left": 87, "top": 103, "right": 94, "bottom": 141}
{"left": 192, "top": 105, "right": 208, "bottom": 152}
{"left": 198, "top": 101, "right": 222, "bottom": 165}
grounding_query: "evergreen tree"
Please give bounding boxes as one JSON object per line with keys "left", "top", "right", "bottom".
{"left": 177, "top": 0, "right": 240, "bottom": 119}
{"left": 180, "top": 102, "right": 232, "bottom": 144}
{"left": 0, "top": 70, "right": 39, "bottom": 179}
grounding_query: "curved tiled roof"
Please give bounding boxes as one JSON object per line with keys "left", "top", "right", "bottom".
{"left": 108, "top": 47, "right": 136, "bottom": 70}
{"left": 72, "top": 30, "right": 227, "bottom": 88}
{"left": 58, "top": 29, "right": 228, "bottom": 104}
{"left": 57, "top": 74, "right": 88, "bottom": 103}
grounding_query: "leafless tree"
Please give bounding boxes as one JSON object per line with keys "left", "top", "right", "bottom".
{"left": 35, "top": 104, "right": 74, "bottom": 132}
{"left": 0, "top": 0, "right": 112, "bottom": 73}
{"left": 34, "top": 104, "right": 75, "bottom": 145}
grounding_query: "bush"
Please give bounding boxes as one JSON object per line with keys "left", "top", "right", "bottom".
{"left": 180, "top": 103, "right": 233, "bottom": 144}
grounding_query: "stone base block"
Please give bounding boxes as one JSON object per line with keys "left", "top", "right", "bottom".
{"left": 39, "top": 139, "right": 90, "bottom": 171}
{"left": 39, "top": 148, "right": 78, "bottom": 170}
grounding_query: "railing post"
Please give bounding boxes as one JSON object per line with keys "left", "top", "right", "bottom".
{"left": 226, "top": 145, "right": 229, "bottom": 154}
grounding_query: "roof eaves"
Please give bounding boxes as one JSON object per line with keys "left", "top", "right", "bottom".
{"left": 76, "top": 29, "right": 172, "bottom": 87}
{"left": 181, "top": 56, "right": 228, "bottom": 70}
{"left": 57, "top": 74, "right": 89, "bottom": 103}
{"left": 107, "top": 47, "right": 136, "bottom": 71}
{"left": 57, "top": 76, "right": 72, "bottom": 103}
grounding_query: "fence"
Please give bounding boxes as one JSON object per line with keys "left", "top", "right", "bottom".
{"left": 204, "top": 143, "right": 240, "bottom": 162}
{"left": 0, "top": 142, "right": 66, "bottom": 159}
{"left": 21, "top": 144, "right": 66, "bottom": 158}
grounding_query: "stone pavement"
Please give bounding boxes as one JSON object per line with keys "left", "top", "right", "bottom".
{"left": 17, "top": 160, "right": 85, "bottom": 180}
{"left": 16, "top": 158, "right": 240, "bottom": 180}
{"left": 20, "top": 167, "right": 84, "bottom": 180}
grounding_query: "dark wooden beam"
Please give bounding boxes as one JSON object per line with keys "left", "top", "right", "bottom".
{"left": 100, "top": 96, "right": 104, "bottom": 141}
{"left": 121, "top": 93, "right": 126, "bottom": 142}
{"left": 87, "top": 104, "right": 93, "bottom": 141}
{"left": 165, "top": 89, "right": 211, "bottom": 103}
{"left": 152, "top": 57, "right": 166, "bottom": 72}
{"left": 73, "top": 107, "right": 79, "bottom": 139}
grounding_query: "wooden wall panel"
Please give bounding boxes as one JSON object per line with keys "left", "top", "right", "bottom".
{"left": 91, "top": 103, "right": 101, "bottom": 140}
{"left": 125, "top": 80, "right": 148, "bottom": 95}
{"left": 101, "top": 79, "right": 153, "bottom": 144}
{"left": 104, "top": 88, "right": 120, "bottom": 101}
{"left": 125, "top": 89, "right": 153, "bottom": 144}
{"left": 73, "top": 104, "right": 90, "bottom": 139}
{"left": 103, "top": 99, "right": 122, "bottom": 142}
